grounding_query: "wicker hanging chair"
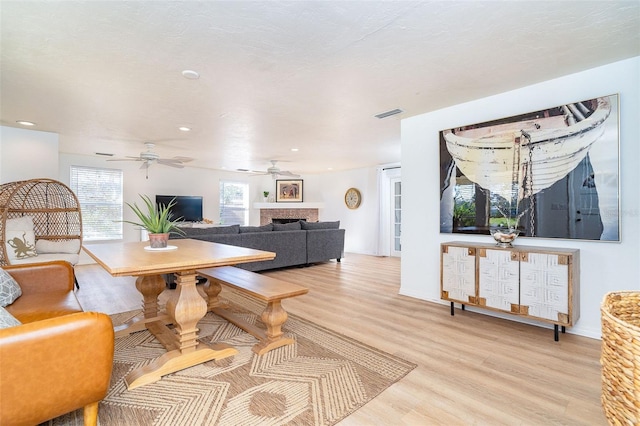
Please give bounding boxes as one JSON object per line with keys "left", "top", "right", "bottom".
{"left": 0, "top": 178, "right": 83, "bottom": 267}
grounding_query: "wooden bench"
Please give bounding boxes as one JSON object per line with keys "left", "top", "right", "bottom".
{"left": 196, "top": 266, "right": 309, "bottom": 355}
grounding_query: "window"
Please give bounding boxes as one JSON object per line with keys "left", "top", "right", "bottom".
{"left": 70, "top": 166, "right": 123, "bottom": 241}
{"left": 219, "top": 181, "right": 248, "bottom": 225}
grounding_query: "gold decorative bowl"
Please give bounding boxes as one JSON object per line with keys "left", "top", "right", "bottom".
{"left": 490, "top": 228, "right": 520, "bottom": 247}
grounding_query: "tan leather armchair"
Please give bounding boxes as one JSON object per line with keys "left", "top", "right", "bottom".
{"left": 0, "top": 261, "right": 114, "bottom": 426}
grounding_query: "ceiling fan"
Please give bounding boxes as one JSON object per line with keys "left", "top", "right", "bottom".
{"left": 107, "top": 142, "right": 193, "bottom": 178}
{"left": 240, "top": 160, "right": 300, "bottom": 179}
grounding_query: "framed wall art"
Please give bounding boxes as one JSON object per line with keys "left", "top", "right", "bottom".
{"left": 276, "top": 179, "right": 303, "bottom": 203}
{"left": 439, "top": 94, "right": 620, "bottom": 242}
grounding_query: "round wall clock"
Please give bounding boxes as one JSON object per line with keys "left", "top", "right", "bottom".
{"left": 344, "top": 187, "right": 362, "bottom": 209}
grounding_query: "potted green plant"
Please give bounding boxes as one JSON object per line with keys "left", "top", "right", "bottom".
{"left": 263, "top": 191, "right": 270, "bottom": 202}
{"left": 123, "top": 194, "right": 185, "bottom": 248}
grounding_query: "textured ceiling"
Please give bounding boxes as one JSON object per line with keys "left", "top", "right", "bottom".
{"left": 1, "top": 1, "right": 639, "bottom": 175}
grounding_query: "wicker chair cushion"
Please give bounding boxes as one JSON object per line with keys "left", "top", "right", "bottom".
{"left": 35, "top": 239, "right": 81, "bottom": 254}
{"left": 4, "top": 217, "right": 38, "bottom": 262}
{"left": 0, "top": 306, "right": 21, "bottom": 328}
{"left": 0, "top": 268, "right": 22, "bottom": 307}
{"left": 10, "top": 253, "right": 79, "bottom": 266}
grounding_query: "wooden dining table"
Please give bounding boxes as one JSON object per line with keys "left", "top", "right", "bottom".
{"left": 83, "top": 238, "right": 275, "bottom": 390}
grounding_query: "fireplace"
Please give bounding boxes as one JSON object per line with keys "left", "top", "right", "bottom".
{"left": 272, "top": 218, "right": 307, "bottom": 224}
{"left": 260, "top": 208, "right": 319, "bottom": 225}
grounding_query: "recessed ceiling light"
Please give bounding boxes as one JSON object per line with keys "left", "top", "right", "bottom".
{"left": 16, "top": 120, "right": 36, "bottom": 126}
{"left": 179, "top": 126, "right": 191, "bottom": 132}
{"left": 291, "top": 148, "right": 299, "bottom": 152}
{"left": 181, "top": 70, "right": 200, "bottom": 80}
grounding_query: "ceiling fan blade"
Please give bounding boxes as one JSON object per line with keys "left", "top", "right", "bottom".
{"left": 140, "top": 162, "right": 150, "bottom": 169}
{"left": 278, "top": 171, "right": 300, "bottom": 177}
{"left": 157, "top": 159, "right": 184, "bottom": 168}
{"left": 159, "top": 158, "right": 185, "bottom": 164}
{"left": 106, "top": 157, "right": 143, "bottom": 162}
{"left": 172, "top": 156, "right": 194, "bottom": 163}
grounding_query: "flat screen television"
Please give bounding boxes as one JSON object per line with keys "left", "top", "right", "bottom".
{"left": 156, "top": 195, "right": 203, "bottom": 222}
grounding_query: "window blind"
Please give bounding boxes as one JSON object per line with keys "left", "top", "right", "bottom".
{"left": 70, "top": 166, "right": 123, "bottom": 241}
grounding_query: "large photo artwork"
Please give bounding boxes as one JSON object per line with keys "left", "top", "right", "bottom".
{"left": 440, "top": 94, "right": 620, "bottom": 242}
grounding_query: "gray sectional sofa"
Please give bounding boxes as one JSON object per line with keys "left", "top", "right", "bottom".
{"left": 169, "top": 220, "right": 345, "bottom": 272}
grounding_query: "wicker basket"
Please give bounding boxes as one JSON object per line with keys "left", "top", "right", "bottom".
{"left": 601, "top": 291, "right": 640, "bottom": 425}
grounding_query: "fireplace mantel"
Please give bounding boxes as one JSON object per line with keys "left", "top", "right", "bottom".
{"left": 253, "top": 202, "right": 324, "bottom": 209}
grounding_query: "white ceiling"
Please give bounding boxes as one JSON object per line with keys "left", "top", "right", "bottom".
{"left": 1, "top": 1, "right": 639, "bottom": 175}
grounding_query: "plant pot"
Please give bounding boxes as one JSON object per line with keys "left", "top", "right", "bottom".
{"left": 148, "top": 233, "right": 170, "bottom": 248}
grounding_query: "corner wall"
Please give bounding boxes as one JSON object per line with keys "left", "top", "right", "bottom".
{"left": 401, "top": 56, "right": 640, "bottom": 339}
{"left": 1, "top": 126, "right": 59, "bottom": 181}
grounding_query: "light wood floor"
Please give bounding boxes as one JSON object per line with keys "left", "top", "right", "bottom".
{"left": 75, "top": 253, "right": 606, "bottom": 425}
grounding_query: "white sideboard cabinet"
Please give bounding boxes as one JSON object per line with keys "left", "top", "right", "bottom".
{"left": 440, "top": 241, "right": 580, "bottom": 341}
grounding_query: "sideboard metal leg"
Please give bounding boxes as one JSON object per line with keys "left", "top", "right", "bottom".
{"left": 461, "top": 304, "right": 465, "bottom": 311}
{"left": 450, "top": 302, "right": 454, "bottom": 316}
{"left": 554, "top": 324, "right": 559, "bottom": 342}
{"left": 562, "top": 325, "right": 566, "bottom": 334}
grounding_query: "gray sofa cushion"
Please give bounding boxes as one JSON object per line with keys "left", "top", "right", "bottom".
{"left": 306, "top": 228, "right": 345, "bottom": 263}
{"left": 198, "top": 225, "right": 240, "bottom": 234}
{"left": 171, "top": 225, "right": 240, "bottom": 239}
{"left": 301, "top": 220, "right": 340, "bottom": 230}
{"left": 237, "top": 230, "right": 307, "bottom": 271}
{"left": 239, "top": 224, "right": 273, "bottom": 233}
{"left": 273, "top": 221, "right": 301, "bottom": 231}
{"left": 191, "top": 233, "right": 242, "bottom": 246}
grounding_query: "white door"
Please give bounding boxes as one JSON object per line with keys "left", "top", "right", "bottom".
{"left": 390, "top": 177, "right": 401, "bottom": 257}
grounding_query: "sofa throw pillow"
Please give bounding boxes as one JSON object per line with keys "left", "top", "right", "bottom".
{"left": 0, "top": 268, "right": 22, "bottom": 307}
{"left": 301, "top": 220, "right": 340, "bottom": 230}
{"left": 272, "top": 221, "right": 301, "bottom": 231}
{"left": 0, "top": 306, "right": 21, "bottom": 328}
{"left": 35, "top": 239, "right": 81, "bottom": 254}
{"left": 5, "top": 216, "right": 38, "bottom": 262}
{"left": 239, "top": 224, "right": 273, "bottom": 233}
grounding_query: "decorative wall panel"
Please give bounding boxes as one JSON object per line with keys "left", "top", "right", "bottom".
{"left": 520, "top": 253, "right": 569, "bottom": 322}
{"left": 441, "top": 246, "right": 476, "bottom": 303}
{"left": 478, "top": 249, "right": 519, "bottom": 311}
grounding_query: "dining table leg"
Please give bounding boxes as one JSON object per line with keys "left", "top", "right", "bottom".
{"left": 113, "top": 274, "right": 169, "bottom": 337}
{"left": 124, "top": 270, "right": 238, "bottom": 390}
{"left": 137, "top": 274, "right": 166, "bottom": 318}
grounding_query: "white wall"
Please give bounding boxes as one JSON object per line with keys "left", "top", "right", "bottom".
{"left": 401, "top": 56, "right": 640, "bottom": 339}
{"left": 304, "top": 167, "right": 379, "bottom": 255}
{"left": 1, "top": 126, "right": 59, "bottom": 181}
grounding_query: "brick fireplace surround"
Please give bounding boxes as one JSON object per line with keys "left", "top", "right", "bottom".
{"left": 259, "top": 208, "right": 319, "bottom": 225}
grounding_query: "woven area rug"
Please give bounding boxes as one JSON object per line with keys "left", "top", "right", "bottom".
{"left": 48, "top": 289, "right": 416, "bottom": 426}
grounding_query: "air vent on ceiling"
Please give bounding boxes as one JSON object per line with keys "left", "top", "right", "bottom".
{"left": 374, "top": 108, "right": 404, "bottom": 119}
{"left": 95, "top": 152, "right": 114, "bottom": 156}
